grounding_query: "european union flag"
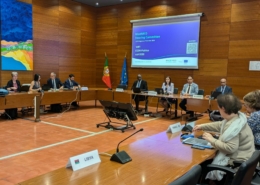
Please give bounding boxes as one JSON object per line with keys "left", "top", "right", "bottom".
{"left": 120, "top": 58, "right": 128, "bottom": 85}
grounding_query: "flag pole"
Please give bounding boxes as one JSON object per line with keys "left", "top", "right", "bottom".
{"left": 105, "top": 52, "right": 107, "bottom": 57}
{"left": 125, "top": 52, "right": 127, "bottom": 57}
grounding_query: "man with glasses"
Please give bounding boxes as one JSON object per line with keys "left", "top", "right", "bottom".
{"left": 215, "top": 78, "right": 232, "bottom": 94}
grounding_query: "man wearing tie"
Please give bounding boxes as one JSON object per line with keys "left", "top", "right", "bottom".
{"left": 47, "top": 72, "right": 63, "bottom": 90}
{"left": 215, "top": 78, "right": 232, "bottom": 94}
{"left": 131, "top": 74, "right": 148, "bottom": 112}
{"left": 179, "top": 76, "right": 199, "bottom": 117}
{"left": 47, "top": 72, "right": 63, "bottom": 112}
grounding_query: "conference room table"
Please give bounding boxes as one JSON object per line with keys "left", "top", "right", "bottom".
{"left": 18, "top": 119, "right": 216, "bottom": 185}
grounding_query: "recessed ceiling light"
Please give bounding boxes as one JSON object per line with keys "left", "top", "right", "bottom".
{"left": 96, "top": 2, "right": 99, "bottom": 6}
{"left": 120, "top": 0, "right": 123, "bottom": 1}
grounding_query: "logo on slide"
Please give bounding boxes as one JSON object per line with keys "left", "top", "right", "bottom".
{"left": 184, "top": 60, "right": 188, "bottom": 63}
{"left": 74, "top": 159, "right": 80, "bottom": 164}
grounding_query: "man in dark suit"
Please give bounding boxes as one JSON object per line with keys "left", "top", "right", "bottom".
{"left": 131, "top": 74, "right": 148, "bottom": 111}
{"left": 47, "top": 72, "right": 63, "bottom": 90}
{"left": 215, "top": 78, "right": 232, "bottom": 94}
{"left": 64, "top": 74, "right": 80, "bottom": 107}
{"left": 47, "top": 72, "right": 63, "bottom": 112}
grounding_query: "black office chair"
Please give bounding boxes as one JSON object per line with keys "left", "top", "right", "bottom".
{"left": 198, "top": 89, "right": 204, "bottom": 96}
{"left": 200, "top": 150, "right": 260, "bottom": 185}
{"left": 168, "top": 165, "right": 201, "bottom": 185}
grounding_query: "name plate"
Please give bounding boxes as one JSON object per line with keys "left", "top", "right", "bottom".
{"left": 66, "top": 149, "right": 101, "bottom": 171}
{"left": 192, "top": 95, "right": 203, "bottom": 99}
{"left": 166, "top": 122, "right": 182, "bottom": 133}
{"left": 115, "top": 88, "right": 124, "bottom": 92}
{"left": 148, "top": 91, "right": 157, "bottom": 96}
{"left": 81, "top": 87, "right": 88, "bottom": 90}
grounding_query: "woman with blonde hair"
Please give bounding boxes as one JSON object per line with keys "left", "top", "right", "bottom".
{"left": 243, "top": 90, "right": 260, "bottom": 149}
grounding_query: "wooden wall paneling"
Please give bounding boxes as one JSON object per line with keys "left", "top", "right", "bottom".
{"left": 197, "top": 0, "right": 231, "bottom": 8}
{"left": 81, "top": 30, "right": 96, "bottom": 46}
{"left": 228, "top": 76, "right": 260, "bottom": 98}
{"left": 199, "top": 40, "right": 229, "bottom": 59}
{"left": 18, "top": 0, "right": 32, "bottom": 4}
{"left": 81, "top": 45, "right": 96, "bottom": 59}
{"left": 59, "top": 71, "right": 81, "bottom": 84}
{"left": 33, "top": 3, "right": 59, "bottom": 26}
{"left": 229, "top": 40, "right": 260, "bottom": 59}
{"left": 96, "top": 30, "right": 118, "bottom": 46}
{"left": 200, "top": 23, "right": 230, "bottom": 42}
{"left": 96, "top": 17, "right": 118, "bottom": 31}
{"left": 58, "top": 42, "right": 81, "bottom": 57}
{"left": 59, "top": 11, "right": 82, "bottom": 30}
{"left": 167, "top": 0, "right": 197, "bottom": 16}
{"left": 58, "top": 27, "right": 81, "bottom": 44}
{"left": 198, "top": 5, "right": 231, "bottom": 24}
{"left": 195, "top": 75, "right": 224, "bottom": 96}
{"left": 230, "top": 21, "right": 260, "bottom": 41}
{"left": 231, "top": 0, "right": 259, "bottom": 3}
{"left": 81, "top": 3, "right": 96, "bottom": 20}
{"left": 97, "top": 6, "right": 118, "bottom": 19}
{"left": 33, "top": 22, "right": 59, "bottom": 41}
{"left": 32, "top": 0, "right": 59, "bottom": 7}
{"left": 80, "top": 58, "right": 96, "bottom": 87}
{"left": 140, "top": 4, "right": 167, "bottom": 19}
{"left": 231, "top": 1, "right": 260, "bottom": 22}
{"left": 118, "top": 30, "right": 132, "bottom": 46}
{"left": 59, "top": 0, "right": 81, "bottom": 16}
{"left": 193, "top": 59, "right": 228, "bottom": 76}
{"left": 33, "top": 39, "right": 60, "bottom": 56}
{"left": 33, "top": 55, "right": 59, "bottom": 83}
{"left": 228, "top": 59, "right": 260, "bottom": 78}
{"left": 81, "top": 17, "right": 96, "bottom": 32}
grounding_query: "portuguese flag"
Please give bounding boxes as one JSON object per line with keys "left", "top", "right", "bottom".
{"left": 102, "top": 56, "right": 112, "bottom": 89}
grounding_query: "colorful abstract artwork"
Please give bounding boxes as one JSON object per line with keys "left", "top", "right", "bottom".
{"left": 1, "top": 0, "right": 33, "bottom": 70}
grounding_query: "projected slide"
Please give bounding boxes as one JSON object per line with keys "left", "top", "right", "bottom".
{"left": 131, "top": 17, "right": 201, "bottom": 69}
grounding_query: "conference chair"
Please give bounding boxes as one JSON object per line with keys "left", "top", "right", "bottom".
{"left": 168, "top": 165, "right": 201, "bottom": 185}
{"left": 200, "top": 150, "right": 260, "bottom": 185}
{"left": 198, "top": 89, "right": 204, "bottom": 96}
{"left": 168, "top": 88, "right": 178, "bottom": 116}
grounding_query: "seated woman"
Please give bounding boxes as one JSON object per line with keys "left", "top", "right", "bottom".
{"left": 6, "top": 72, "right": 21, "bottom": 92}
{"left": 29, "top": 74, "right": 42, "bottom": 92}
{"left": 193, "top": 94, "right": 255, "bottom": 184}
{"left": 243, "top": 90, "right": 260, "bottom": 150}
{"left": 159, "top": 76, "right": 175, "bottom": 113}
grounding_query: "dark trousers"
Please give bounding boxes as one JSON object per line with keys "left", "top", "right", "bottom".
{"left": 132, "top": 95, "right": 148, "bottom": 111}
{"left": 179, "top": 99, "right": 194, "bottom": 116}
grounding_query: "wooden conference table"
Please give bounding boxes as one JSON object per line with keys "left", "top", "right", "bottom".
{"left": 18, "top": 120, "right": 216, "bottom": 185}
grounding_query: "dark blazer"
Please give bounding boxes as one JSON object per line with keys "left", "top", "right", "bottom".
{"left": 131, "top": 80, "right": 148, "bottom": 91}
{"left": 215, "top": 85, "right": 232, "bottom": 94}
{"left": 47, "top": 78, "right": 63, "bottom": 89}
{"left": 64, "top": 79, "right": 79, "bottom": 89}
{"left": 6, "top": 80, "right": 21, "bottom": 92}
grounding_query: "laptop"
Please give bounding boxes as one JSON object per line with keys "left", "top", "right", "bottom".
{"left": 42, "top": 84, "right": 50, "bottom": 91}
{"left": 211, "top": 91, "right": 222, "bottom": 99}
{"left": 182, "top": 138, "right": 213, "bottom": 148}
{"left": 117, "top": 84, "right": 127, "bottom": 90}
{"left": 20, "top": 85, "right": 30, "bottom": 92}
{"left": 132, "top": 87, "right": 141, "bottom": 93}
{"left": 154, "top": 88, "right": 164, "bottom": 94}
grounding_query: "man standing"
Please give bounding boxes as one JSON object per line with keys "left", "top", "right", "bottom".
{"left": 215, "top": 78, "right": 232, "bottom": 94}
{"left": 179, "top": 76, "right": 199, "bottom": 117}
{"left": 131, "top": 74, "right": 148, "bottom": 111}
{"left": 47, "top": 72, "right": 63, "bottom": 90}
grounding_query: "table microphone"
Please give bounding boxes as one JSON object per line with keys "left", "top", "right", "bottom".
{"left": 110, "top": 128, "right": 144, "bottom": 164}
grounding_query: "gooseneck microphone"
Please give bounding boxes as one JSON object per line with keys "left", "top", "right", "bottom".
{"left": 110, "top": 128, "right": 144, "bottom": 164}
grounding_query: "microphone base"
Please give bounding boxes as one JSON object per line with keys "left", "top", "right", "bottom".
{"left": 182, "top": 125, "right": 193, "bottom": 132}
{"left": 110, "top": 150, "right": 132, "bottom": 164}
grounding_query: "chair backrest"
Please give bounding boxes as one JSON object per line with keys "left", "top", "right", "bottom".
{"left": 198, "top": 89, "right": 204, "bottom": 96}
{"left": 174, "top": 88, "right": 178, "bottom": 94}
{"left": 231, "top": 150, "right": 260, "bottom": 185}
{"left": 168, "top": 165, "right": 201, "bottom": 185}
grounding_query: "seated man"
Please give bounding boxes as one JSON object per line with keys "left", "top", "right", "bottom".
{"left": 208, "top": 78, "right": 232, "bottom": 121}
{"left": 47, "top": 72, "right": 63, "bottom": 112}
{"left": 131, "top": 74, "right": 148, "bottom": 112}
{"left": 179, "top": 76, "right": 198, "bottom": 117}
{"left": 47, "top": 72, "right": 63, "bottom": 90}
{"left": 64, "top": 74, "right": 80, "bottom": 107}
{"left": 215, "top": 78, "right": 232, "bottom": 94}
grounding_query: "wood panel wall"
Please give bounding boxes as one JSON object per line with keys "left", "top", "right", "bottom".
{"left": 1, "top": 0, "right": 96, "bottom": 87}
{"left": 95, "top": 0, "right": 260, "bottom": 98}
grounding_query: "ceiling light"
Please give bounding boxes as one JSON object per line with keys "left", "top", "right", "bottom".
{"left": 96, "top": 2, "right": 99, "bottom": 6}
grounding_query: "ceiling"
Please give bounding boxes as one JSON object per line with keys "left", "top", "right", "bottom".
{"left": 73, "top": 0, "right": 142, "bottom": 7}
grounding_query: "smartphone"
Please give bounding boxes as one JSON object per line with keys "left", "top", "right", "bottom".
{"left": 191, "top": 145, "right": 205, "bottom": 150}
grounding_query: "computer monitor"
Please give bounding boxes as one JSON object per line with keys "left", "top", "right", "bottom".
{"left": 132, "top": 87, "right": 141, "bottom": 93}
{"left": 42, "top": 84, "right": 50, "bottom": 91}
{"left": 20, "top": 85, "right": 30, "bottom": 92}
{"left": 117, "top": 84, "right": 127, "bottom": 90}
{"left": 154, "top": 88, "right": 164, "bottom": 94}
{"left": 211, "top": 91, "right": 222, "bottom": 99}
